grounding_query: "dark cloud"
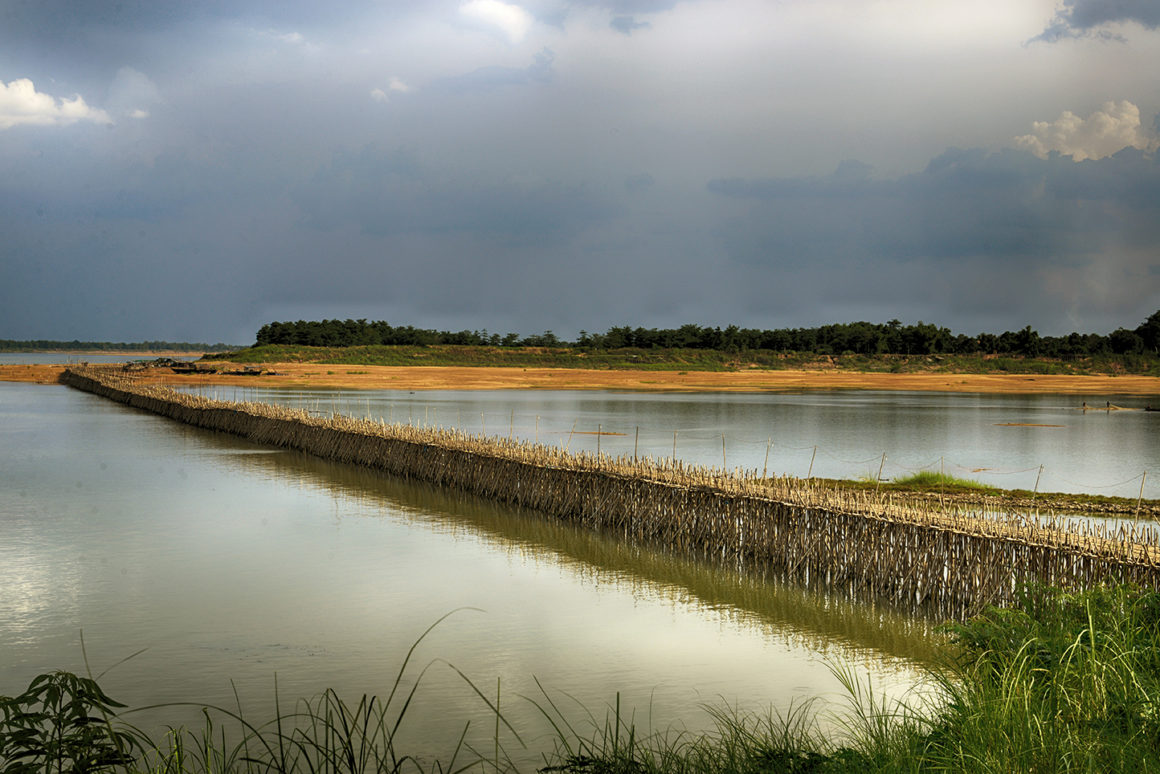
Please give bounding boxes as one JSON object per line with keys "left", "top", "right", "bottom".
{"left": 0, "top": 0, "right": 412, "bottom": 91}
{"left": 610, "top": 15, "right": 651, "bottom": 34}
{"left": 709, "top": 148, "right": 1160, "bottom": 257}
{"left": 0, "top": 0, "right": 399, "bottom": 37}
{"left": 295, "top": 143, "right": 615, "bottom": 239}
{"left": 1034, "top": 0, "right": 1160, "bottom": 41}
{"left": 706, "top": 147, "right": 1160, "bottom": 332}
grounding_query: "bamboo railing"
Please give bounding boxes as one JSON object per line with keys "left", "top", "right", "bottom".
{"left": 62, "top": 366, "right": 1160, "bottom": 619}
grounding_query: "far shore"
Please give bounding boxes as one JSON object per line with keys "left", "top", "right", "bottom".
{"left": 0, "top": 350, "right": 208, "bottom": 355}
{"left": 4, "top": 360, "right": 1160, "bottom": 396}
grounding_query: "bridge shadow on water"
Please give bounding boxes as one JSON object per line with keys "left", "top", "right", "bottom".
{"left": 188, "top": 426, "right": 946, "bottom": 669}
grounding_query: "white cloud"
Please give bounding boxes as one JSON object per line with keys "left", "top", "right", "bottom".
{"left": 129, "top": 109, "right": 150, "bottom": 119}
{"left": 370, "top": 77, "right": 413, "bottom": 103}
{"left": 0, "top": 78, "right": 112, "bottom": 130}
{"left": 460, "top": 0, "right": 533, "bottom": 43}
{"left": 1015, "top": 100, "right": 1158, "bottom": 161}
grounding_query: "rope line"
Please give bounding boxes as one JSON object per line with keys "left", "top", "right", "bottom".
{"left": 1042, "top": 471, "right": 1147, "bottom": 491}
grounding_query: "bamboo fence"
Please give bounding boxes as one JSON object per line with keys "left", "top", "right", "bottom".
{"left": 62, "top": 366, "right": 1160, "bottom": 619}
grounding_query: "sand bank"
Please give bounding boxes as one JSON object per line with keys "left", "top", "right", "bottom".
{"left": 6, "top": 361, "right": 1160, "bottom": 395}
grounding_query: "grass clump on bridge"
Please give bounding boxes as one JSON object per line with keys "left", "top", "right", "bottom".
{"left": 889, "top": 471, "right": 995, "bottom": 491}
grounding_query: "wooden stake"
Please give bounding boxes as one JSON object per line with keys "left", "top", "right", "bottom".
{"left": 939, "top": 456, "right": 945, "bottom": 511}
{"left": 875, "top": 452, "right": 886, "bottom": 492}
{"left": 808, "top": 445, "right": 817, "bottom": 479}
{"left": 763, "top": 438, "right": 771, "bottom": 479}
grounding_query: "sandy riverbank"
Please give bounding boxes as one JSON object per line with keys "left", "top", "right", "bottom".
{"left": 5, "top": 361, "right": 1160, "bottom": 395}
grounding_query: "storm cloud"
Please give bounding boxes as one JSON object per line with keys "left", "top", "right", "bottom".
{"left": 707, "top": 147, "right": 1160, "bottom": 332}
{"left": 1, "top": 0, "right": 1158, "bottom": 344}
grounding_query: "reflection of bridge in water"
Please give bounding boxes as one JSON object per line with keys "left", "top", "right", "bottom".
{"left": 64, "top": 366, "right": 1160, "bottom": 626}
{"left": 214, "top": 445, "right": 941, "bottom": 668}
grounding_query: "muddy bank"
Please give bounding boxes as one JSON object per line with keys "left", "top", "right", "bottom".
{"left": 826, "top": 481, "right": 1160, "bottom": 521}
{"left": 9, "top": 360, "right": 1160, "bottom": 396}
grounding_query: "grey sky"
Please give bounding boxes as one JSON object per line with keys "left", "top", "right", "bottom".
{"left": 2, "top": 0, "right": 1158, "bottom": 344}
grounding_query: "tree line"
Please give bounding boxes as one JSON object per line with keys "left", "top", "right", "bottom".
{"left": 0, "top": 339, "right": 236, "bottom": 352}
{"left": 255, "top": 312, "right": 1160, "bottom": 358}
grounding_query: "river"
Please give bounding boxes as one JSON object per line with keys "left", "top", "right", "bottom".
{"left": 4, "top": 370, "right": 1158, "bottom": 768}
{"left": 2, "top": 380, "right": 938, "bottom": 769}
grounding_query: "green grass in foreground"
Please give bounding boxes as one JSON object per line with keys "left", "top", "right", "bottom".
{"left": 6, "top": 586, "right": 1160, "bottom": 773}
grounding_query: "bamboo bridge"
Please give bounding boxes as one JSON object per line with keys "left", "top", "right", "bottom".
{"left": 62, "top": 366, "right": 1160, "bottom": 619}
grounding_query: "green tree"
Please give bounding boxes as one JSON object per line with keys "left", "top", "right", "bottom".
{"left": 1136, "top": 310, "right": 1160, "bottom": 354}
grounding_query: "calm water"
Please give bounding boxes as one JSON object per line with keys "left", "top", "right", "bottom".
{"left": 182, "top": 384, "right": 1160, "bottom": 499}
{"left": 2, "top": 383, "right": 931, "bottom": 768}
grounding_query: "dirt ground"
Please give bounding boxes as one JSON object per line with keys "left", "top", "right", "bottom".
{"left": 0, "top": 353, "right": 204, "bottom": 385}
{"left": 5, "top": 360, "right": 1160, "bottom": 396}
{"left": 0, "top": 364, "right": 75, "bottom": 384}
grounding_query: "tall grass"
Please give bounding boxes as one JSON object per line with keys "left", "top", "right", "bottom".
{"left": 541, "top": 585, "right": 1160, "bottom": 773}
{"left": 925, "top": 584, "right": 1160, "bottom": 772}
